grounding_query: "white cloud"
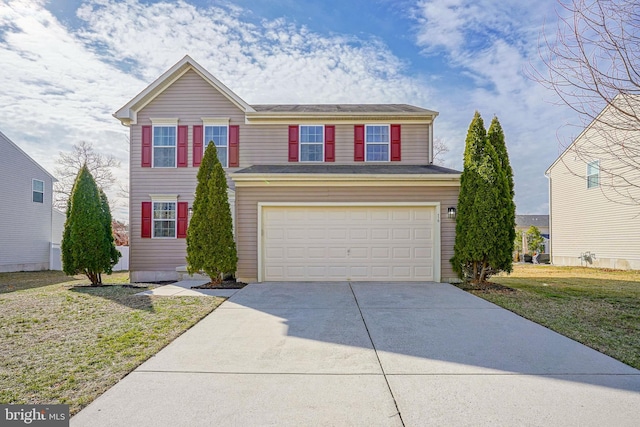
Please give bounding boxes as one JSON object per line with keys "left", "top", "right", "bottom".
{"left": 412, "top": 0, "right": 577, "bottom": 214}
{"left": 0, "top": 0, "right": 434, "bottom": 221}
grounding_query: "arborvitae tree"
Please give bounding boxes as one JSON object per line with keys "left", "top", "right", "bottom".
{"left": 451, "top": 111, "right": 508, "bottom": 284}
{"left": 186, "top": 142, "right": 237, "bottom": 283}
{"left": 487, "top": 116, "right": 515, "bottom": 273}
{"left": 61, "top": 165, "right": 120, "bottom": 285}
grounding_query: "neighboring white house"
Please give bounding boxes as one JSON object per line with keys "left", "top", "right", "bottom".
{"left": 0, "top": 131, "right": 61, "bottom": 272}
{"left": 546, "top": 100, "right": 640, "bottom": 269}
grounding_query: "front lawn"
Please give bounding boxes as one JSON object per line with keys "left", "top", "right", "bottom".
{"left": 460, "top": 264, "right": 640, "bottom": 369}
{"left": 0, "top": 271, "right": 223, "bottom": 415}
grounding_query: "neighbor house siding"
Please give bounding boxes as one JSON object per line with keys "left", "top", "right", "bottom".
{"left": 548, "top": 121, "right": 640, "bottom": 269}
{"left": 129, "top": 69, "right": 439, "bottom": 280}
{"left": 235, "top": 186, "right": 459, "bottom": 283}
{"left": 0, "top": 132, "right": 54, "bottom": 272}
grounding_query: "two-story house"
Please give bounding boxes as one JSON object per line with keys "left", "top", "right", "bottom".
{"left": 115, "top": 56, "right": 461, "bottom": 283}
{"left": 0, "top": 130, "right": 61, "bottom": 272}
{"left": 546, "top": 97, "right": 640, "bottom": 269}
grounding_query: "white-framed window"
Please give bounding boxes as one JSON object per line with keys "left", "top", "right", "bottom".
{"left": 204, "top": 125, "right": 228, "bottom": 168}
{"left": 32, "top": 179, "right": 44, "bottom": 203}
{"left": 153, "top": 201, "right": 176, "bottom": 238}
{"left": 153, "top": 126, "right": 177, "bottom": 168}
{"left": 300, "top": 125, "right": 324, "bottom": 162}
{"left": 587, "top": 160, "right": 600, "bottom": 189}
{"left": 365, "top": 125, "right": 390, "bottom": 162}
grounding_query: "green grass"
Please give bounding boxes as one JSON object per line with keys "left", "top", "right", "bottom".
{"left": 460, "top": 264, "right": 640, "bottom": 369}
{"left": 0, "top": 271, "right": 224, "bottom": 415}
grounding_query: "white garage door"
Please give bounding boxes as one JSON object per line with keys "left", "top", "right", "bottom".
{"left": 261, "top": 205, "right": 437, "bottom": 281}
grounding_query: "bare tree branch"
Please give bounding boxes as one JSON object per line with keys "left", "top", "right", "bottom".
{"left": 432, "top": 136, "right": 450, "bottom": 166}
{"left": 54, "top": 141, "right": 121, "bottom": 210}
{"left": 530, "top": 0, "right": 640, "bottom": 204}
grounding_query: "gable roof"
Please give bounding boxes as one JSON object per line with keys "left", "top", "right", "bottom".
{"left": 0, "top": 130, "right": 55, "bottom": 180}
{"left": 545, "top": 94, "right": 634, "bottom": 175}
{"left": 114, "top": 56, "right": 438, "bottom": 126}
{"left": 113, "top": 55, "right": 255, "bottom": 126}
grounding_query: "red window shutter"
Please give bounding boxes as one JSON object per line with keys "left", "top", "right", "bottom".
{"left": 141, "top": 126, "right": 152, "bottom": 167}
{"left": 177, "top": 125, "right": 188, "bottom": 167}
{"left": 229, "top": 125, "right": 239, "bottom": 167}
{"left": 177, "top": 202, "right": 188, "bottom": 238}
{"left": 141, "top": 202, "right": 152, "bottom": 238}
{"left": 288, "top": 125, "right": 299, "bottom": 162}
{"left": 324, "top": 125, "right": 335, "bottom": 162}
{"left": 354, "top": 125, "right": 365, "bottom": 162}
{"left": 391, "top": 124, "right": 401, "bottom": 161}
{"left": 193, "top": 125, "right": 203, "bottom": 166}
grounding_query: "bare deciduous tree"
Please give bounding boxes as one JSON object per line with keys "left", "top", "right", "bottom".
{"left": 432, "top": 137, "right": 450, "bottom": 166}
{"left": 54, "top": 141, "right": 121, "bottom": 210}
{"left": 532, "top": 0, "right": 640, "bottom": 205}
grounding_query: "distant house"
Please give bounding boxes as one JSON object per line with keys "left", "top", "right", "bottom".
{"left": 515, "top": 215, "right": 549, "bottom": 254}
{"left": 0, "top": 131, "right": 63, "bottom": 272}
{"left": 546, "top": 99, "right": 640, "bottom": 269}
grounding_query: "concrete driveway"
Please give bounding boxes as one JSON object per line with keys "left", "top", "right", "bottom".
{"left": 72, "top": 282, "right": 640, "bottom": 426}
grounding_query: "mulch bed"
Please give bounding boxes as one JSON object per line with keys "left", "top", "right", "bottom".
{"left": 457, "top": 281, "right": 517, "bottom": 294}
{"left": 192, "top": 279, "right": 248, "bottom": 289}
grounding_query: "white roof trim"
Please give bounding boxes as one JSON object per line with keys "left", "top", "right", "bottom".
{"left": 114, "top": 55, "right": 255, "bottom": 126}
{"left": 546, "top": 94, "right": 624, "bottom": 175}
{"left": 0, "top": 130, "right": 56, "bottom": 181}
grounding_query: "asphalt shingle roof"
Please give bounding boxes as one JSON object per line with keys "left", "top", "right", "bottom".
{"left": 233, "top": 164, "right": 461, "bottom": 175}
{"left": 250, "top": 104, "right": 435, "bottom": 114}
{"left": 515, "top": 215, "right": 549, "bottom": 228}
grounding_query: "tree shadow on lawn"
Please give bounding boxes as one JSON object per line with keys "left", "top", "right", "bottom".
{"left": 69, "top": 284, "right": 156, "bottom": 312}
{"left": 0, "top": 271, "right": 81, "bottom": 294}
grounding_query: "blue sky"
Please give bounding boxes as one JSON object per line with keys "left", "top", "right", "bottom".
{"left": 0, "top": 0, "right": 580, "bottom": 221}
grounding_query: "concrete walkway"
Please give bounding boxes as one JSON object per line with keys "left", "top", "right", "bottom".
{"left": 72, "top": 282, "right": 640, "bottom": 426}
{"left": 135, "top": 279, "right": 239, "bottom": 297}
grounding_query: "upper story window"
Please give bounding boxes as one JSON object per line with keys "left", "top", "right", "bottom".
{"left": 153, "top": 126, "right": 177, "bottom": 168}
{"left": 153, "top": 201, "right": 176, "bottom": 238}
{"left": 300, "top": 125, "right": 324, "bottom": 162}
{"left": 32, "top": 179, "right": 44, "bottom": 203}
{"left": 366, "top": 125, "right": 389, "bottom": 162}
{"left": 204, "top": 125, "right": 228, "bottom": 168}
{"left": 587, "top": 160, "right": 600, "bottom": 189}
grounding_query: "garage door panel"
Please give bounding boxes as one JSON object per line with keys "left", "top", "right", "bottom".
{"left": 392, "top": 228, "right": 411, "bottom": 240}
{"left": 371, "top": 229, "right": 390, "bottom": 240}
{"left": 262, "top": 206, "right": 436, "bottom": 281}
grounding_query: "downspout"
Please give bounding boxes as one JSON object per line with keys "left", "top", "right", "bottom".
{"left": 428, "top": 122, "right": 434, "bottom": 164}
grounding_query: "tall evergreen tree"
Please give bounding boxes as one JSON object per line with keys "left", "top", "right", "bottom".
{"left": 186, "top": 142, "right": 237, "bottom": 283}
{"left": 451, "top": 112, "right": 508, "bottom": 283}
{"left": 488, "top": 116, "right": 515, "bottom": 273}
{"left": 61, "top": 165, "right": 120, "bottom": 285}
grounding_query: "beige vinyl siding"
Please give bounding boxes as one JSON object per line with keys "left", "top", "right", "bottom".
{"left": 129, "top": 69, "right": 443, "bottom": 279}
{"left": 0, "top": 132, "right": 54, "bottom": 272}
{"left": 235, "top": 186, "right": 459, "bottom": 282}
{"left": 548, "top": 127, "right": 640, "bottom": 269}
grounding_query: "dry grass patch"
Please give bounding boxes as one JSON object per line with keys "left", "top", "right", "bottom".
{"left": 0, "top": 271, "right": 223, "bottom": 415}
{"left": 460, "top": 264, "right": 640, "bottom": 369}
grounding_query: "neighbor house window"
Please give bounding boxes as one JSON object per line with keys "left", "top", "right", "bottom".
{"left": 153, "top": 202, "right": 176, "bottom": 238}
{"left": 32, "top": 179, "right": 44, "bottom": 203}
{"left": 365, "top": 125, "right": 389, "bottom": 161}
{"left": 587, "top": 160, "right": 599, "bottom": 189}
{"left": 204, "top": 125, "right": 228, "bottom": 167}
{"left": 153, "top": 126, "right": 176, "bottom": 167}
{"left": 300, "top": 125, "right": 324, "bottom": 162}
